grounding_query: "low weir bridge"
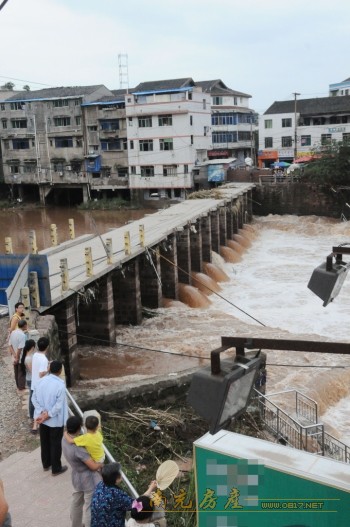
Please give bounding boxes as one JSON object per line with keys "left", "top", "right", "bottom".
{"left": 3, "top": 183, "right": 254, "bottom": 385}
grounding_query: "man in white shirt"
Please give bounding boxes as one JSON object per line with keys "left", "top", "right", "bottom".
{"left": 9, "top": 318, "right": 27, "bottom": 391}
{"left": 31, "top": 336, "right": 49, "bottom": 391}
{"left": 32, "top": 360, "right": 69, "bottom": 476}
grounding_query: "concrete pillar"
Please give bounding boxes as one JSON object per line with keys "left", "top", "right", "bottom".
{"left": 139, "top": 248, "right": 162, "bottom": 308}
{"left": 243, "top": 192, "right": 249, "bottom": 224}
{"left": 201, "top": 214, "right": 212, "bottom": 262}
{"left": 113, "top": 259, "right": 142, "bottom": 325}
{"left": 176, "top": 226, "right": 191, "bottom": 284}
{"left": 76, "top": 274, "right": 116, "bottom": 345}
{"left": 237, "top": 197, "right": 244, "bottom": 229}
{"left": 39, "top": 186, "right": 46, "bottom": 205}
{"left": 50, "top": 297, "right": 79, "bottom": 387}
{"left": 160, "top": 234, "right": 178, "bottom": 299}
{"left": 190, "top": 219, "right": 202, "bottom": 273}
{"left": 219, "top": 205, "right": 227, "bottom": 246}
{"left": 82, "top": 185, "right": 89, "bottom": 203}
{"left": 210, "top": 210, "right": 220, "bottom": 254}
{"left": 232, "top": 200, "right": 239, "bottom": 235}
{"left": 226, "top": 200, "right": 234, "bottom": 240}
{"left": 247, "top": 189, "right": 253, "bottom": 222}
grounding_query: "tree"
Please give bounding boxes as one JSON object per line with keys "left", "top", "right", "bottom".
{"left": 303, "top": 140, "right": 350, "bottom": 186}
{"left": 1, "top": 81, "right": 15, "bottom": 90}
{"left": 23, "top": 85, "right": 31, "bottom": 91}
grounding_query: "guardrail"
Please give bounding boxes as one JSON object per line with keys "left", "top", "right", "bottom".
{"left": 65, "top": 388, "right": 138, "bottom": 497}
{"left": 254, "top": 388, "right": 350, "bottom": 463}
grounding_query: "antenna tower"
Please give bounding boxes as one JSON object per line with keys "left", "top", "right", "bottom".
{"left": 118, "top": 54, "right": 129, "bottom": 92}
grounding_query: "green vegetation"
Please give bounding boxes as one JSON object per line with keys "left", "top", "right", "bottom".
{"left": 304, "top": 141, "right": 350, "bottom": 186}
{"left": 77, "top": 197, "right": 135, "bottom": 210}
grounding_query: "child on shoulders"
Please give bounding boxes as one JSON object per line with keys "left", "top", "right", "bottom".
{"left": 64, "top": 415, "right": 105, "bottom": 462}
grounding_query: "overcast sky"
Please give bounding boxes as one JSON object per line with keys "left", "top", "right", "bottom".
{"left": 1, "top": 0, "right": 349, "bottom": 113}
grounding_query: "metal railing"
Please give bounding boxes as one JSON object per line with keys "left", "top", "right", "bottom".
{"left": 65, "top": 388, "right": 138, "bottom": 497}
{"left": 254, "top": 388, "right": 350, "bottom": 464}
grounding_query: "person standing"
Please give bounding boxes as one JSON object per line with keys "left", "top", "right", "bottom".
{"left": 9, "top": 318, "right": 27, "bottom": 391}
{"left": 8, "top": 301, "right": 25, "bottom": 333}
{"left": 62, "top": 416, "right": 103, "bottom": 527}
{"left": 21, "top": 339, "right": 37, "bottom": 433}
{"left": 32, "top": 360, "right": 68, "bottom": 476}
{"left": 31, "top": 336, "right": 49, "bottom": 392}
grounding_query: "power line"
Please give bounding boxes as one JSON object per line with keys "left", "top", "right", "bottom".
{"left": 0, "top": 0, "right": 9, "bottom": 12}
{"left": 0, "top": 74, "right": 51, "bottom": 87}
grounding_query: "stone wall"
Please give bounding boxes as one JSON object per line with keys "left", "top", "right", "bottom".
{"left": 253, "top": 183, "right": 350, "bottom": 218}
{"left": 32, "top": 312, "right": 61, "bottom": 360}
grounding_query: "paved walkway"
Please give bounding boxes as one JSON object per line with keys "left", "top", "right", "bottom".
{"left": 1, "top": 448, "right": 72, "bottom": 526}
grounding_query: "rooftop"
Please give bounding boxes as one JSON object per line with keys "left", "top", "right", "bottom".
{"left": 196, "top": 79, "right": 251, "bottom": 98}
{"left": 2, "top": 85, "right": 107, "bottom": 102}
{"left": 132, "top": 78, "right": 195, "bottom": 93}
{"left": 264, "top": 95, "right": 350, "bottom": 115}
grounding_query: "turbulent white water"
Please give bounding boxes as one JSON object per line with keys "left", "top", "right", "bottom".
{"left": 209, "top": 214, "right": 350, "bottom": 443}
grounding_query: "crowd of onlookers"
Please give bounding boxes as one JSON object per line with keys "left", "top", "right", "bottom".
{"left": 2, "top": 302, "right": 167, "bottom": 527}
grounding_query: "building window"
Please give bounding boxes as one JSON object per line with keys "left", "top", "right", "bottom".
{"left": 184, "top": 164, "right": 188, "bottom": 174}
{"left": 212, "top": 131, "right": 237, "bottom": 143}
{"left": 203, "top": 99, "right": 206, "bottom": 109}
{"left": 140, "top": 166, "right": 154, "bottom": 177}
{"left": 88, "top": 125, "right": 97, "bottom": 131}
{"left": 89, "top": 145, "right": 98, "bottom": 152}
{"left": 265, "top": 137, "right": 273, "bottom": 148}
{"left": 282, "top": 118, "right": 292, "bottom": 127}
{"left": 329, "top": 116, "right": 341, "bottom": 124}
{"left": 264, "top": 119, "right": 272, "bottom": 129}
{"left": 101, "top": 139, "right": 121, "bottom": 150}
{"left": 1, "top": 119, "right": 7, "bottom": 129}
{"left": 0, "top": 104, "right": 5, "bottom": 111}
{"left": 75, "top": 116, "right": 81, "bottom": 126}
{"left": 234, "top": 97, "right": 237, "bottom": 105}
{"left": 300, "top": 135, "right": 311, "bottom": 146}
{"left": 12, "top": 138, "right": 30, "bottom": 149}
{"left": 138, "top": 116, "right": 152, "bottom": 127}
{"left": 190, "top": 135, "right": 194, "bottom": 145}
{"left": 190, "top": 115, "right": 193, "bottom": 126}
{"left": 55, "top": 137, "right": 73, "bottom": 148}
{"left": 100, "top": 119, "right": 119, "bottom": 131}
{"left": 23, "top": 164, "right": 36, "bottom": 173}
{"left": 159, "top": 138, "right": 173, "bottom": 151}
{"left": 11, "top": 119, "right": 27, "bottom": 128}
{"left": 130, "top": 140, "right": 134, "bottom": 149}
{"left": 158, "top": 115, "right": 172, "bottom": 126}
{"left": 118, "top": 167, "right": 128, "bottom": 178}
{"left": 130, "top": 166, "right": 136, "bottom": 174}
{"left": 128, "top": 117, "right": 133, "bottom": 125}
{"left": 76, "top": 138, "right": 82, "bottom": 147}
{"left": 342, "top": 116, "right": 348, "bottom": 123}
{"left": 139, "top": 139, "right": 153, "bottom": 151}
{"left": 204, "top": 126, "right": 209, "bottom": 136}
{"left": 238, "top": 131, "right": 251, "bottom": 141}
{"left": 74, "top": 99, "right": 80, "bottom": 106}
{"left": 303, "top": 118, "right": 311, "bottom": 126}
{"left": 213, "top": 96, "right": 223, "bottom": 105}
{"left": 54, "top": 117, "right": 71, "bottom": 127}
{"left": 10, "top": 102, "right": 24, "bottom": 110}
{"left": 343, "top": 133, "right": 350, "bottom": 143}
{"left": 53, "top": 162, "right": 65, "bottom": 173}
{"left": 212, "top": 113, "right": 237, "bottom": 126}
{"left": 188, "top": 92, "right": 192, "bottom": 100}
{"left": 163, "top": 165, "right": 177, "bottom": 176}
{"left": 53, "top": 100, "right": 69, "bottom": 108}
{"left": 321, "top": 134, "right": 332, "bottom": 145}
{"left": 281, "top": 136, "right": 292, "bottom": 147}
{"left": 10, "top": 165, "right": 20, "bottom": 174}
{"left": 3, "top": 140, "right": 9, "bottom": 150}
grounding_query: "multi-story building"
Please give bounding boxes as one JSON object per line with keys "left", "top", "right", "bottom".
{"left": 0, "top": 85, "right": 112, "bottom": 202}
{"left": 196, "top": 79, "right": 256, "bottom": 163}
{"left": 125, "top": 78, "right": 211, "bottom": 200}
{"left": 329, "top": 77, "right": 350, "bottom": 97}
{"left": 258, "top": 96, "right": 350, "bottom": 167}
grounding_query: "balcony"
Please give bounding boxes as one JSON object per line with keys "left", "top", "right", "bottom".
{"left": 129, "top": 174, "right": 192, "bottom": 189}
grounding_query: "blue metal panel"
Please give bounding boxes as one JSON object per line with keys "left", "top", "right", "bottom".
{"left": 0, "top": 255, "right": 26, "bottom": 305}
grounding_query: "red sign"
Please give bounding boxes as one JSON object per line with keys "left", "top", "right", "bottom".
{"left": 258, "top": 150, "right": 278, "bottom": 159}
{"left": 208, "top": 150, "right": 229, "bottom": 158}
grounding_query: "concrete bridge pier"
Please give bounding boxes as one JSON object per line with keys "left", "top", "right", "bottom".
{"left": 201, "top": 214, "right": 212, "bottom": 262}
{"left": 159, "top": 234, "right": 178, "bottom": 300}
{"left": 140, "top": 248, "right": 162, "bottom": 308}
{"left": 219, "top": 204, "right": 227, "bottom": 246}
{"left": 247, "top": 189, "right": 253, "bottom": 223}
{"left": 210, "top": 210, "right": 220, "bottom": 254}
{"left": 113, "top": 260, "right": 142, "bottom": 325}
{"left": 176, "top": 226, "right": 192, "bottom": 284}
{"left": 76, "top": 274, "right": 116, "bottom": 346}
{"left": 190, "top": 219, "right": 203, "bottom": 273}
{"left": 237, "top": 198, "right": 244, "bottom": 229}
{"left": 49, "top": 297, "right": 79, "bottom": 386}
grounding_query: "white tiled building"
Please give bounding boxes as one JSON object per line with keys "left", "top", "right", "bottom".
{"left": 125, "top": 78, "right": 211, "bottom": 200}
{"left": 258, "top": 96, "right": 350, "bottom": 167}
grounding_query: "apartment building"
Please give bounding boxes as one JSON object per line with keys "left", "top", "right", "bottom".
{"left": 0, "top": 85, "right": 112, "bottom": 202}
{"left": 258, "top": 95, "right": 350, "bottom": 167}
{"left": 196, "top": 79, "right": 256, "bottom": 163}
{"left": 125, "top": 78, "right": 211, "bottom": 200}
{"left": 329, "top": 77, "right": 350, "bottom": 97}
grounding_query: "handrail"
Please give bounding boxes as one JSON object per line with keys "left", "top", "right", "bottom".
{"left": 65, "top": 388, "right": 138, "bottom": 498}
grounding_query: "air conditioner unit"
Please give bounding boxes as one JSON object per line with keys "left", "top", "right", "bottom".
{"left": 59, "top": 171, "right": 64, "bottom": 177}
{"left": 88, "top": 150, "right": 95, "bottom": 155}
{"left": 66, "top": 165, "right": 72, "bottom": 171}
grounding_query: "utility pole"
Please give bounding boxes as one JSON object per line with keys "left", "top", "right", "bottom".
{"left": 293, "top": 92, "right": 300, "bottom": 160}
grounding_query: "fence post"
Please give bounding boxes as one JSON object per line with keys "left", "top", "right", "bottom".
{"left": 105, "top": 238, "right": 113, "bottom": 264}
{"left": 139, "top": 224, "right": 145, "bottom": 248}
{"left": 124, "top": 231, "right": 131, "bottom": 255}
{"left": 85, "top": 247, "right": 93, "bottom": 277}
{"left": 50, "top": 224, "right": 58, "bottom": 247}
{"left": 68, "top": 218, "right": 75, "bottom": 240}
{"left": 20, "top": 286, "right": 31, "bottom": 325}
{"left": 5, "top": 237, "right": 13, "bottom": 254}
{"left": 29, "top": 271, "right": 41, "bottom": 308}
{"left": 60, "top": 258, "right": 69, "bottom": 291}
{"left": 29, "top": 230, "right": 38, "bottom": 254}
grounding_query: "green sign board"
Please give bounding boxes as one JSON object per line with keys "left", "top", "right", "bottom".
{"left": 194, "top": 431, "right": 350, "bottom": 527}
